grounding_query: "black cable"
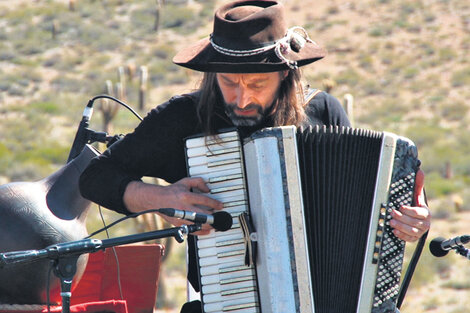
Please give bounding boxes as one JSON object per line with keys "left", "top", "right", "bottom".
{"left": 85, "top": 209, "right": 160, "bottom": 239}
{"left": 98, "top": 206, "right": 124, "bottom": 300}
{"left": 87, "top": 94, "right": 143, "bottom": 121}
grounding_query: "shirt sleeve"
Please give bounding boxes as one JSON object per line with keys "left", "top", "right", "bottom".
{"left": 79, "top": 95, "right": 200, "bottom": 215}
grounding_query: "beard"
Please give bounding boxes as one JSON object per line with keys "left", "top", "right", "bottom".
{"left": 224, "top": 102, "right": 268, "bottom": 127}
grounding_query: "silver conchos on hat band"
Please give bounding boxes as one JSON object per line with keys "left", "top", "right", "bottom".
{"left": 210, "top": 26, "right": 316, "bottom": 69}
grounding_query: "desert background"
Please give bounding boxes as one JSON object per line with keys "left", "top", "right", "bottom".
{"left": 0, "top": 0, "right": 470, "bottom": 312}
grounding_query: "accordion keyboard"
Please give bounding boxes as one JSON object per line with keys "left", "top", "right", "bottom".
{"left": 185, "top": 131, "right": 260, "bottom": 313}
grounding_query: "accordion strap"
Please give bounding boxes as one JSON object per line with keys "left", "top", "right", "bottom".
{"left": 304, "top": 88, "right": 322, "bottom": 105}
{"left": 396, "top": 189, "right": 429, "bottom": 309}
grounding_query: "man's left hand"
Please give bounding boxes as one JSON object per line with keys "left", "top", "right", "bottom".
{"left": 390, "top": 170, "right": 431, "bottom": 242}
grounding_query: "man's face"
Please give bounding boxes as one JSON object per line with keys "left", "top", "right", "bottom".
{"left": 216, "top": 72, "right": 285, "bottom": 127}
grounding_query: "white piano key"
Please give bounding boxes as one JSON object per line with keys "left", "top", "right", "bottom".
{"left": 197, "top": 230, "right": 244, "bottom": 249}
{"left": 208, "top": 178, "right": 245, "bottom": 192}
{"left": 200, "top": 260, "right": 248, "bottom": 276}
{"left": 189, "top": 161, "right": 241, "bottom": 176}
{"left": 188, "top": 151, "right": 241, "bottom": 167}
{"left": 201, "top": 268, "right": 255, "bottom": 285}
{"left": 192, "top": 167, "right": 244, "bottom": 183}
{"left": 203, "top": 290, "right": 258, "bottom": 307}
{"left": 208, "top": 170, "right": 244, "bottom": 184}
{"left": 199, "top": 222, "right": 241, "bottom": 242}
{"left": 210, "top": 183, "right": 246, "bottom": 196}
{"left": 198, "top": 243, "right": 246, "bottom": 258}
{"left": 186, "top": 140, "right": 241, "bottom": 158}
{"left": 222, "top": 307, "right": 260, "bottom": 313}
{"left": 202, "top": 278, "right": 257, "bottom": 294}
{"left": 210, "top": 189, "right": 246, "bottom": 202}
{"left": 186, "top": 132, "right": 239, "bottom": 149}
{"left": 198, "top": 250, "right": 245, "bottom": 267}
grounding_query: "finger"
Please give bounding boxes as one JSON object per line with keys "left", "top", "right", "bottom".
{"left": 393, "top": 229, "right": 419, "bottom": 242}
{"left": 193, "top": 229, "right": 213, "bottom": 236}
{"left": 397, "top": 205, "right": 430, "bottom": 221}
{"left": 180, "top": 192, "right": 224, "bottom": 211}
{"left": 390, "top": 217, "right": 423, "bottom": 238}
{"left": 178, "top": 177, "right": 210, "bottom": 193}
{"left": 391, "top": 209, "right": 430, "bottom": 231}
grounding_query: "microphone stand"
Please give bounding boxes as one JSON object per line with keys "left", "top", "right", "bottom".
{"left": 454, "top": 245, "right": 470, "bottom": 260}
{"left": 0, "top": 224, "right": 201, "bottom": 313}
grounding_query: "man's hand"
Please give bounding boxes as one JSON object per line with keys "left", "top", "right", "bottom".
{"left": 390, "top": 170, "right": 431, "bottom": 242}
{"left": 124, "top": 177, "right": 223, "bottom": 236}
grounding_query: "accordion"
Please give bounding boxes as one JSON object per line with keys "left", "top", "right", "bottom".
{"left": 185, "top": 126, "right": 420, "bottom": 313}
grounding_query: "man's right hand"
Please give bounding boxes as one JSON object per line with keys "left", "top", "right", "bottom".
{"left": 123, "top": 177, "right": 224, "bottom": 236}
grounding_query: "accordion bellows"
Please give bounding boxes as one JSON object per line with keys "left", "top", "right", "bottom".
{"left": 185, "top": 126, "right": 420, "bottom": 313}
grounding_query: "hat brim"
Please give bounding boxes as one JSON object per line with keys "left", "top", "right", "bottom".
{"left": 173, "top": 37, "right": 327, "bottom": 73}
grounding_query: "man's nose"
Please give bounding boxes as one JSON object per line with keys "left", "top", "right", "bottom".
{"left": 236, "top": 87, "right": 252, "bottom": 109}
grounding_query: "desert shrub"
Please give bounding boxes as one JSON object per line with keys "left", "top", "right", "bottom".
{"left": 451, "top": 67, "right": 470, "bottom": 87}
{"left": 361, "top": 79, "right": 383, "bottom": 96}
{"left": 440, "top": 100, "right": 468, "bottom": 121}
{"left": 404, "top": 122, "right": 446, "bottom": 148}
{"left": 443, "top": 280, "right": 470, "bottom": 290}
{"left": 161, "top": 4, "right": 199, "bottom": 31}
{"left": 358, "top": 55, "right": 374, "bottom": 70}
{"left": 130, "top": 5, "right": 157, "bottom": 32}
{"left": 51, "top": 76, "right": 86, "bottom": 93}
{"left": 409, "top": 73, "right": 441, "bottom": 93}
{"left": 368, "top": 25, "right": 393, "bottom": 37}
{"left": 17, "top": 144, "right": 69, "bottom": 165}
{"left": 402, "top": 67, "right": 419, "bottom": 79}
{"left": 335, "top": 68, "right": 362, "bottom": 87}
{"left": 438, "top": 47, "right": 458, "bottom": 62}
{"left": 6, "top": 160, "right": 53, "bottom": 182}
{"left": 152, "top": 44, "right": 176, "bottom": 60}
{"left": 423, "top": 172, "right": 463, "bottom": 199}
{"left": 30, "top": 101, "right": 61, "bottom": 115}
{"left": 0, "top": 143, "right": 13, "bottom": 173}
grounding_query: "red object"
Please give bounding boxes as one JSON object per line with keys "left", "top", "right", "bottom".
{"left": 72, "top": 244, "right": 165, "bottom": 313}
{"left": 0, "top": 244, "right": 164, "bottom": 313}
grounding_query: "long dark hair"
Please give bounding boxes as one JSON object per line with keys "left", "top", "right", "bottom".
{"left": 196, "top": 69, "right": 307, "bottom": 135}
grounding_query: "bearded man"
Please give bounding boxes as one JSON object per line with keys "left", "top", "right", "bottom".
{"left": 79, "top": 1, "right": 430, "bottom": 312}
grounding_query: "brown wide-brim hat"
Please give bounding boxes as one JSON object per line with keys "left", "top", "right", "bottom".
{"left": 173, "top": 0, "right": 326, "bottom": 73}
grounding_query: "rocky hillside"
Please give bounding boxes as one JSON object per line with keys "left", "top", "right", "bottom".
{"left": 1, "top": 0, "right": 470, "bottom": 311}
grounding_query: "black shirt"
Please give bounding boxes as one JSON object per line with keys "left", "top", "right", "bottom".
{"left": 78, "top": 89, "right": 350, "bottom": 293}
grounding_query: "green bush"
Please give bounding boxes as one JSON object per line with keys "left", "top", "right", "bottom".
{"left": 423, "top": 172, "right": 463, "bottom": 199}
{"left": 440, "top": 101, "right": 468, "bottom": 121}
{"left": 335, "top": 68, "right": 362, "bottom": 87}
{"left": 451, "top": 67, "right": 470, "bottom": 87}
{"left": 161, "top": 5, "right": 199, "bottom": 31}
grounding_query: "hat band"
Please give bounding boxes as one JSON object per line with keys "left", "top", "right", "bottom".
{"left": 210, "top": 26, "right": 314, "bottom": 69}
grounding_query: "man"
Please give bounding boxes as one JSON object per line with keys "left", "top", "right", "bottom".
{"left": 79, "top": 1, "right": 430, "bottom": 311}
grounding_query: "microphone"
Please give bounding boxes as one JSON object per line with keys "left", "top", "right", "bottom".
{"left": 429, "top": 235, "right": 470, "bottom": 257}
{"left": 67, "top": 100, "right": 94, "bottom": 163}
{"left": 158, "top": 208, "right": 233, "bottom": 232}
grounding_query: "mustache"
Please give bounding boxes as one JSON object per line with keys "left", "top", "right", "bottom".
{"left": 225, "top": 103, "right": 264, "bottom": 114}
